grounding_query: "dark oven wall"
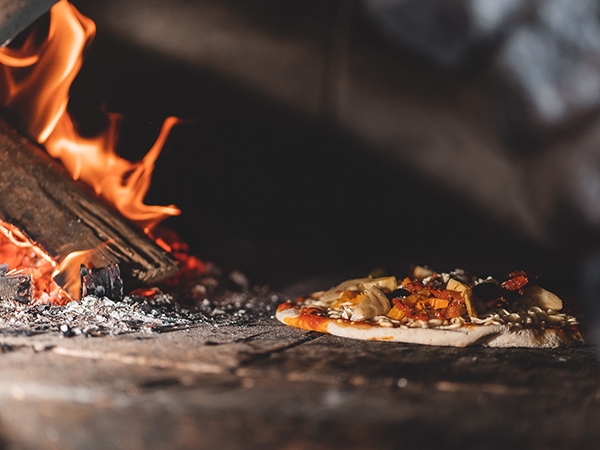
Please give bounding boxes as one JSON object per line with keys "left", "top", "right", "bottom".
{"left": 65, "top": 0, "right": 600, "bottom": 312}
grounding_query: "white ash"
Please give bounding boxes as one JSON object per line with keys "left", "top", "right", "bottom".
{"left": 0, "top": 295, "right": 194, "bottom": 337}
{"left": 0, "top": 284, "right": 281, "bottom": 337}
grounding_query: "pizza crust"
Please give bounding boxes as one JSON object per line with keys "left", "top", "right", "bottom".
{"left": 276, "top": 307, "right": 584, "bottom": 348}
{"left": 481, "top": 327, "right": 584, "bottom": 348}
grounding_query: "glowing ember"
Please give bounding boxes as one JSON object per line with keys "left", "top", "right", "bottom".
{"left": 0, "top": 0, "right": 180, "bottom": 231}
{"left": 153, "top": 228, "right": 206, "bottom": 291}
{"left": 0, "top": 219, "right": 69, "bottom": 304}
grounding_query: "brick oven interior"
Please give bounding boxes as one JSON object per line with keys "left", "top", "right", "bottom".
{"left": 0, "top": 0, "right": 599, "bottom": 448}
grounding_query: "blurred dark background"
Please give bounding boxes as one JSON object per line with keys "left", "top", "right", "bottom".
{"left": 59, "top": 0, "right": 600, "bottom": 319}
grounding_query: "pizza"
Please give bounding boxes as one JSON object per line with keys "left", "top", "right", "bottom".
{"left": 276, "top": 267, "right": 584, "bottom": 347}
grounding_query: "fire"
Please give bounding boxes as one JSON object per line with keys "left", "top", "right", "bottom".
{"left": 52, "top": 244, "right": 110, "bottom": 301}
{"left": 0, "top": 219, "right": 69, "bottom": 304}
{"left": 0, "top": 0, "right": 183, "bottom": 302}
{"left": 0, "top": 0, "right": 180, "bottom": 231}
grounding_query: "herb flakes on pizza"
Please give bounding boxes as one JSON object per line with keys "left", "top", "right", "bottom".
{"left": 276, "top": 267, "right": 584, "bottom": 348}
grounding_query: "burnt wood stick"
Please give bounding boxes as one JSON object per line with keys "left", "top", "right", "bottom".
{"left": 0, "top": 0, "right": 58, "bottom": 47}
{"left": 0, "top": 118, "right": 178, "bottom": 290}
{"left": 0, "top": 263, "right": 32, "bottom": 304}
{"left": 81, "top": 264, "right": 124, "bottom": 301}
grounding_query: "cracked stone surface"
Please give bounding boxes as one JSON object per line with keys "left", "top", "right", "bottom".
{"left": 0, "top": 317, "right": 597, "bottom": 449}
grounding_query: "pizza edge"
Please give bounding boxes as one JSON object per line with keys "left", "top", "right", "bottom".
{"left": 275, "top": 305, "right": 584, "bottom": 348}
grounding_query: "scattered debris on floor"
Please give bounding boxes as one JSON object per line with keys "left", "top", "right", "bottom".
{"left": 0, "top": 265, "right": 281, "bottom": 337}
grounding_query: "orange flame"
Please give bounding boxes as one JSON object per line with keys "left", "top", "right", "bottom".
{"left": 0, "top": 0, "right": 180, "bottom": 230}
{"left": 0, "top": 219, "right": 70, "bottom": 304}
{"left": 52, "top": 245, "right": 105, "bottom": 300}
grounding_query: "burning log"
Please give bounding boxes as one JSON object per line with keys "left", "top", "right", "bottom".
{"left": 0, "top": 118, "right": 178, "bottom": 296}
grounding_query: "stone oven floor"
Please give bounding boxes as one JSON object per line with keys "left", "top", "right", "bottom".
{"left": 0, "top": 318, "right": 597, "bottom": 449}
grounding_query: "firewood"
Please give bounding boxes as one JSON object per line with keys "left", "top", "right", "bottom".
{"left": 0, "top": 264, "right": 32, "bottom": 304}
{"left": 0, "top": 119, "right": 178, "bottom": 292}
{"left": 0, "top": 0, "right": 58, "bottom": 47}
{"left": 80, "top": 264, "right": 123, "bottom": 301}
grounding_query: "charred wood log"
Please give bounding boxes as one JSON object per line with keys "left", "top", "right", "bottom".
{"left": 0, "top": 264, "right": 32, "bottom": 304}
{"left": 80, "top": 264, "right": 124, "bottom": 301}
{"left": 0, "top": 0, "right": 58, "bottom": 47}
{"left": 0, "top": 119, "right": 178, "bottom": 291}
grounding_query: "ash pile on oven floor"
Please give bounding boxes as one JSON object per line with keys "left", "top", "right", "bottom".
{"left": 0, "top": 267, "right": 282, "bottom": 337}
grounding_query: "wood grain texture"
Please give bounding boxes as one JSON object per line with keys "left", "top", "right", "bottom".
{"left": 0, "top": 119, "right": 178, "bottom": 289}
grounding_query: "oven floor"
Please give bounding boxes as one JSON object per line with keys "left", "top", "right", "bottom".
{"left": 0, "top": 319, "right": 597, "bottom": 449}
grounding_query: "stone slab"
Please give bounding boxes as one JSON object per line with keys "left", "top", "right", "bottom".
{"left": 0, "top": 320, "right": 596, "bottom": 449}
